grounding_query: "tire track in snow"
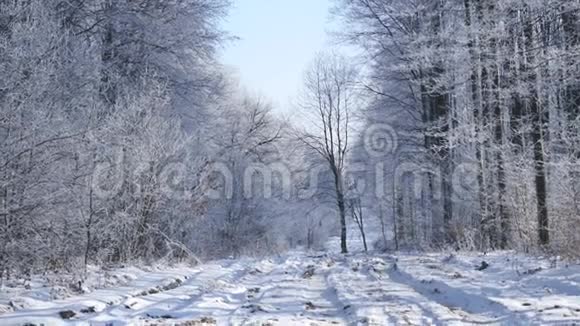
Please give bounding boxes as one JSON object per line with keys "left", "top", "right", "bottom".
{"left": 226, "top": 255, "right": 347, "bottom": 325}
{"left": 72, "top": 260, "right": 250, "bottom": 324}
{"left": 396, "top": 254, "right": 580, "bottom": 324}
{"left": 0, "top": 267, "right": 201, "bottom": 325}
{"left": 327, "top": 255, "right": 500, "bottom": 325}
{"left": 137, "top": 260, "right": 251, "bottom": 322}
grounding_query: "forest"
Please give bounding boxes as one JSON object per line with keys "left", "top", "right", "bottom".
{"left": 1, "top": 0, "right": 580, "bottom": 324}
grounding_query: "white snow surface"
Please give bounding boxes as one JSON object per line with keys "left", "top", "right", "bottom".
{"left": 1, "top": 250, "right": 580, "bottom": 325}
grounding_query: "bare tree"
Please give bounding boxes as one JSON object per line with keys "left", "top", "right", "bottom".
{"left": 349, "top": 198, "right": 368, "bottom": 252}
{"left": 297, "top": 53, "right": 359, "bottom": 254}
{"left": 206, "top": 92, "right": 284, "bottom": 258}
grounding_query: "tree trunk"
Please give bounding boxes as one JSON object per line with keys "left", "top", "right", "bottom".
{"left": 378, "top": 205, "right": 388, "bottom": 249}
{"left": 100, "top": 0, "right": 116, "bottom": 111}
{"left": 337, "top": 187, "right": 348, "bottom": 254}
{"left": 351, "top": 199, "right": 368, "bottom": 252}
{"left": 463, "top": 0, "right": 493, "bottom": 249}
{"left": 524, "top": 13, "right": 550, "bottom": 246}
{"left": 487, "top": 0, "right": 510, "bottom": 248}
{"left": 562, "top": 5, "right": 580, "bottom": 121}
{"left": 431, "top": 1, "right": 453, "bottom": 243}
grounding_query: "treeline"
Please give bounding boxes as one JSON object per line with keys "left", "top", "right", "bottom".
{"left": 4, "top": 0, "right": 580, "bottom": 280}
{"left": 0, "top": 0, "right": 302, "bottom": 278}
{"left": 336, "top": 0, "right": 580, "bottom": 255}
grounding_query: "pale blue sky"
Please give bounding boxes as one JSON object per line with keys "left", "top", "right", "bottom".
{"left": 221, "top": 0, "right": 336, "bottom": 114}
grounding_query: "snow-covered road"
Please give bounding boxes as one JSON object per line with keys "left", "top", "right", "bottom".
{"left": 1, "top": 251, "right": 580, "bottom": 325}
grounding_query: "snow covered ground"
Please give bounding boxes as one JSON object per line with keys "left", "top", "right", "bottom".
{"left": 1, "top": 250, "right": 580, "bottom": 325}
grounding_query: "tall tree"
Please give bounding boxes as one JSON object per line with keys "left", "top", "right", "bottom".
{"left": 298, "top": 53, "right": 358, "bottom": 254}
